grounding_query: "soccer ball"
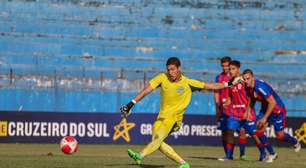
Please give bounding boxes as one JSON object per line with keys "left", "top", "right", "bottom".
{"left": 60, "top": 136, "right": 78, "bottom": 154}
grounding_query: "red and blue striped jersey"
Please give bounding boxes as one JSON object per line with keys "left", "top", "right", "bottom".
{"left": 229, "top": 80, "right": 256, "bottom": 121}
{"left": 215, "top": 72, "right": 232, "bottom": 116}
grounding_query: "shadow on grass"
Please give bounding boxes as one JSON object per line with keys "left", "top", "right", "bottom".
{"left": 189, "top": 156, "right": 219, "bottom": 160}
{"left": 189, "top": 156, "right": 258, "bottom": 163}
{"left": 140, "top": 164, "right": 165, "bottom": 168}
{"left": 104, "top": 163, "right": 165, "bottom": 168}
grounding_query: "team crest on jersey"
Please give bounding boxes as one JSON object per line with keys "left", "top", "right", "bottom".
{"left": 238, "top": 83, "right": 242, "bottom": 90}
{"left": 177, "top": 86, "right": 184, "bottom": 93}
{"left": 232, "top": 83, "right": 243, "bottom": 92}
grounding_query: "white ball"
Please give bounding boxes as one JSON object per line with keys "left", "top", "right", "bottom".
{"left": 60, "top": 136, "right": 78, "bottom": 154}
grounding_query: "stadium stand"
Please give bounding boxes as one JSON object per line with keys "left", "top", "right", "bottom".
{"left": 0, "top": 0, "right": 305, "bottom": 116}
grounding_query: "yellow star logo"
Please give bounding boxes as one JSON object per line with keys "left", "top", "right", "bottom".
{"left": 295, "top": 122, "right": 306, "bottom": 144}
{"left": 113, "top": 118, "right": 135, "bottom": 142}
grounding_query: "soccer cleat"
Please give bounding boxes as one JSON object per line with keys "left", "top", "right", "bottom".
{"left": 240, "top": 155, "right": 250, "bottom": 161}
{"left": 127, "top": 149, "right": 142, "bottom": 165}
{"left": 265, "top": 153, "right": 278, "bottom": 163}
{"left": 294, "top": 142, "right": 301, "bottom": 152}
{"left": 218, "top": 157, "right": 233, "bottom": 161}
{"left": 259, "top": 155, "right": 268, "bottom": 162}
{"left": 178, "top": 163, "right": 190, "bottom": 168}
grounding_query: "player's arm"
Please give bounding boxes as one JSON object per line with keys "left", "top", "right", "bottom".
{"left": 248, "top": 97, "right": 256, "bottom": 109}
{"left": 134, "top": 85, "right": 154, "bottom": 102}
{"left": 222, "top": 85, "right": 232, "bottom": 108}
{"left": 258, "top": 95, "right": 276, "bottom": 126}
{"left": 120, "top": 73, "right": 164, "bottom": 117}
{"left": 204, "top": 82, "right": 228, "bottom": 90}
{"left": 203, "top": 76, "right": 243, "bottom": 90}
{"left": 214, "top": 91, "right": 221, "bottom": 119}
{"left": 188, "top": 79, "right": 227, "bottom": 91}
{"left": 222, "top": 88, "right": 231, "bottom": 111}
{"left": 213, "top": 76, "right": 221, "bottom": 119}
{"left": 120, "top": 85, "right": 154, "bottom": 117}
{"left": 245, "top": 89, "right": 256, "bottom": 121}
{"left": 223, "top": 97, "right": 231, "bottom": 107}
{"left": 245, "top": 98, "right": 255, "bottom": 121}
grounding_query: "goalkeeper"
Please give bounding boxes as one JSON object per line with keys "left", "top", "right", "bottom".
{"left": 121, "top": 57, "right": 236, "bottom": 168}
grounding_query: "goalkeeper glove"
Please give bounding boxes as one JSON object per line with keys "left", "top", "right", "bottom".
{"left": 226, "top": 76, "right": 244, "bottom": 87}
{"left": 120, "top": 100, "right": 136, "bottom": 117}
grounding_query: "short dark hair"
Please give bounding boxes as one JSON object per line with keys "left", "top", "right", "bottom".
{"left": 243, "top": 69, "right": 254, "bottom": 76}
{"left": 166, "top": 57, "right": 181, "bottom": 67}
{"left": 229, "top": 60, "right": 241, "bottom": 68}
{"left": 220, "top": 56, "right": 231, "bottom": 64}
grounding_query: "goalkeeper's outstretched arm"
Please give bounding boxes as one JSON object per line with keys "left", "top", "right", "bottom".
{"left": 133, "top": 85, "right": 154, "bottom": 103}
{"left": 202, "top": 76, "right": 243, "bottom": 91}
{"left": 204, "top": 82, "right": 229, "bottom": 90}
{"left": 120, "top": 85, "right": 154, "bottom": 116}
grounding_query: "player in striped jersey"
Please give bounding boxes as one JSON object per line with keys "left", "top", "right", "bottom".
{"left": 214, "top": 57, "right": 249, "bottom": 160}
{"left": 220, "top": 60, "right": 267, "bottom": 161}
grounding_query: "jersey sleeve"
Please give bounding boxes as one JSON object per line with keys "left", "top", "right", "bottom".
{"left": 257, "top": 83, "right": 272, "bottom": 98}
{"left": 149, "top": 73, "right": 165, "bottom": 89}
{"left": 188, "top": 78, "right": 205, "bottom": 92}
{"left": 215, "top": 75, "right": 220, "bottom": 83}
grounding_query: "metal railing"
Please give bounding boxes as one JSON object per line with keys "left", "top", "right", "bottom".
{"left": 0, "top": 64, "right": 306, "bottom": 95}
{"left": 0, "top": 65, "right": 305, "bottom": 115}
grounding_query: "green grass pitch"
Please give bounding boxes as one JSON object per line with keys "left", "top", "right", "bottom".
{"left": 0, "top": 143, "right": 305, "bottom": 168}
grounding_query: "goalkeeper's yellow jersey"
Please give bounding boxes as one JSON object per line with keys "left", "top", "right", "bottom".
{"left": 149, "top": 73, "right": 205, "bottom": 122}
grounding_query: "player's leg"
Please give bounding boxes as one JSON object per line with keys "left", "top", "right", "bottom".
{"left": 217, "top": 115, "right": 228, "bottom": 156}
{"left": 256, "top": 113, "right": 277, "bottom": 156}
{"left": 256, "top": 129, "right": 276, "bottom": 155}
{"left": 141, "top": 119, "right": 176, "bottom": 156}
{"left": 219, "top": 130, "right": 235, "bottom": 161}
{"left": 219, "top": 117, "right": 239, "bottom": 161}
{"left": 127, "top": 119, "right": 175, "bottom": 164}
{"left": 276, "top": 131, "right": 300, "bottom": 152}
{"left": 273, "top": 113, "right": 300, "bottom": 152}
{"left": 252, "top": 135, "right": 267, "bottom": 161}
{"left": 159, "top": 122, "right": 190, "bottom": 168}
{"left": 238, "top": 128, "right": 248, "bottom": 160}
{"left": 243, "top": 120, "right": 267, "bottom": 161}
{"left": 222, "top": 130, "right": 227, "bottom": 154}
{"left": 256, "top": 128, "right": 278, "bottom": 163}
{"left": 159, "top": 142, "right": 189, "bottom": 168}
